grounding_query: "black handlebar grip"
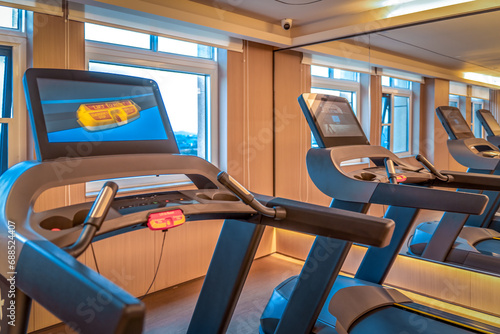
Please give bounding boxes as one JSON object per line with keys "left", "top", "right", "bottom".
{"left": 64, "top": 181, "right": 118, "bottom": 258}
{"left": 84, "top": 181, "right": 119, "bottom": 229}
{"left": 384, "top": 158, "right": 397, "bottom": 184}
{"left": 217, "top": 171, "right": 285, "bottom": 219}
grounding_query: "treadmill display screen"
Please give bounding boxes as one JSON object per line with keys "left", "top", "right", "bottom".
{"left": 477, "top": 109, "right": 500, "bottom": 136}
{"left": 37, "top": 78, "right": 169, "bottom": 143}
{"left": 298, "top": 93, "right": 369, "bottom": 148}
{"left": 311, "top": 97, "right": 364, "bottom": 138}
{"left": 24, "top": 69, "right": 179, "bottom": 161}
{"left": 436, "top": 106, "right": 474, "bottom": 140}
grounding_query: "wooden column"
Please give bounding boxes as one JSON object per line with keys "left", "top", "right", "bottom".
{"left": 224, "top": 41, "right": 274, "bottom": 196}
{"left": 369, "top": 74, "right": 383, "bottom": 145}
{"left": 274, "top": 50, "right": 312, "bottom": 201}
{"left": 31, "top": 13, "right": 84, "bottom": 69}
{"left": 421, "top": 78, "right": 450, "bottom": 169}
{"left": 489, "top": 90, "right": 500, "bottom": 120}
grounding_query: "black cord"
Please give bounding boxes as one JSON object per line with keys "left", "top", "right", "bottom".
{"left": 90, "top": 243, "right": 100, "bottom": 275}
{"left": 140, "top": 231, "right": 167, "bottom": 300}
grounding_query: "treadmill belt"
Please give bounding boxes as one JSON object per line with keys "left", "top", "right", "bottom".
{"left": 350, "top": 306, "right": 481, "bottom": 334}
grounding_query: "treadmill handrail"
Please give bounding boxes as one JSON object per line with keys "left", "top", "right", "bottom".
{"left": 257, "top": 195, "right": 395, "bottom": 248}
{"left": 306, "top": 147, "right": 488, "bottom": 215}
{"left": 447, "top": 138, "right": 500, "bottom": 170}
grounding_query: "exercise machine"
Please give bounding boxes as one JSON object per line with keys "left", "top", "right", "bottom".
{"left": 260, "top": 93, "right": 500, "bottom": 334}
{"left": 0, "top": 70, "right": 396, "bottom": 334}
{"left": 476, "top": 108, "right": 500, "bottom": 148}
{"left": 410, "top": 106, "right": 500, "bottom": 272}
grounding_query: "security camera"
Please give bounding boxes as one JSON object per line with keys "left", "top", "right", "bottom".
{"left": 281, "top": 18, "right": 293, "bottom": 31}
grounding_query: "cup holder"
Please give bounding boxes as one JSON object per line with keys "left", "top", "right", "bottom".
{"left": 197, "top": 192, "right": 240, "bottom": 201}
{"left": 40, "top": 216, "right": 75, "bottom": 231}
{"left": 40, "top": 209, "right": 90, "bottom": 231}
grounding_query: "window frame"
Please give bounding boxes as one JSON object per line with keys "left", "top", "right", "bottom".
{"left": 85, "top": 38, "right": 218, "bottom": 194}
{"left": 0, "top": 29, "right": 27, "bottom": 169}
{"left": 381, "top": 84, "right": 413, "bottom": 157}
{"left": 85, "top": 40, "right": 219, "bottom": 164}
{"left": 0, "top": 5, "right": 23, "bottom": 31}
{"left": 471, "top": 97, "right": 486, "bottom": 138}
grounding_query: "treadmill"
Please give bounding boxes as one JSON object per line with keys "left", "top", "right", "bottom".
{"left": 260, "top": 93, "right": 500, "bottom": 334}
{"left": 0, "top": 69, "right": 397, "bottom": 334}
{"left": 476, "top": 108, "right": 500, "bottom": 149}
{"left": 409, "top": 106, "right": 500, "bottom": 272}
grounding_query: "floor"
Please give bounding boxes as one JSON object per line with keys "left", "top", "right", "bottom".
{"left": 31, "top": 254, "right": 303, "bottom": 334}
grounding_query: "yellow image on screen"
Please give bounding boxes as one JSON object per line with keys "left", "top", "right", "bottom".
{"left": 76, "top": 100, "right": 141, "bottom": 132}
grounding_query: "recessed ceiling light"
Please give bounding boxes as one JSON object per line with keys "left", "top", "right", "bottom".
{"left": 464, "top": 72, "right": 500, "bottom": 87}
{"left": 386, "top": 0, "right": 474, "bottom": 18}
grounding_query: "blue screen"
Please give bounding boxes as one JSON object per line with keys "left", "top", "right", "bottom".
{"left": 37, "top": 78, "right": 169, "bottom": 143}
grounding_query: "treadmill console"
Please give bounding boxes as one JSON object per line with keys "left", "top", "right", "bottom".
{"left": 435, "top": 106, "right": 475, "bottom": 140}
{"left": 476, "top": 109, "right": 500, "bottom": 137}
{"left": 111, "top": 191, "right": 199, "bottom": 215}
{"left": 298, "top": 93, "right": 369, "bottom": 148}
{"left": 24, "top": 68, "right": 179, "bottom": 161}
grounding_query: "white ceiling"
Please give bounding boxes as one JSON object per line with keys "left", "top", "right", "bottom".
{"left": 96, "top": 0, "right": 500, "bottom": 86}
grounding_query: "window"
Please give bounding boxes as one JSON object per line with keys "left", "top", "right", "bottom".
{"left": 449, "top": 94, "right": 459, "bottom": 108}
{"left": 382, "top": 76, "right": 411, "bottom": 89}
{"left": 86, "top": 23, "right": 216, "bottom": 160}
{"left": 381, "top": 77, "right": 412, "bottom": 155}
{"left": 85, "top": 23, "right": 215, "bottom": 60}
{"left": 85, "top": 23, "right": 218, "bottom": 193}
{"left": 472, "top": 98, "right": 486, "bottom": 138}
{"left": 0, "top": 6, "right": 21, "bottom": 30}
{"left": 85, "top": 23, "right": 150, "bottom": 49}
{"left": 0, "top": 46, "right": 12, "bottom": 174}
{"left": 311, "top": 65, "right": 359, "bottom": 82}
{"left": 89, "top": 61, "right": 209, "bottom": 157}
{"left": 0, "top": 6, "right": 26, "bottom": 174}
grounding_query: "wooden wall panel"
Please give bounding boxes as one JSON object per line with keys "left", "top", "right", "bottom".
{"left": 369, "top": 75, "right": 383, "bottom": 145}
{"left": 490, "top": 90, "right": 500, "bottom": 120}
{"left": 225, "top": 42, "right": 274, "bottom": 196}
{"left": 274, "top": 50, "right": 311, "bottom": 201}
{"left": 422, "top": 78, "right": 450, "bottom": 169}
{"left": 29, "top": 39, "right": 276, "bottom": 332}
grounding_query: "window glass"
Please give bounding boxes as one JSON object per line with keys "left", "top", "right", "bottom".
{"left": 0, "top": 6, "right": 19, "bottom": 30}
{"left": 382, "top": 76, "right": 411, "bottom": 89}
{"left": 381, "top": 93, "right": 391, "bottom": 150}
{"left": 381, "top": 76, "right": 413, "bottom": 155}
{"left": 0, "top": 55, "right": 5, "bottom": 110}
{"left": 85, "top": 23, "right": 151, "bottom": 49}
{"left": 311, "top": 65, "right": 329, "bottom": 78}
{"left": 0, "top": 46, "right": 12, "bottom": 174}
{"left": 472, "top": 98, "right": 485, "bottom": 138}
{"left": 89, "top": 62, "right": 208, "bottom": 158}
{"left": 333, "top": 68, "right": 359, "bottom": 81}
{"left": 393, "top": 95, "right": 409, "bottom": 153}
{"left": 449, "top": 94, "right": 459, "bottom": 108}
{"left": 158, "top": 36, "right": 213, "bottom": 59}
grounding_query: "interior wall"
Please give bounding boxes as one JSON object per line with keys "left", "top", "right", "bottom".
{"left": 225, "top": 41, "right": 274, "bottom": 196}
{"left": 23, "top": 12, "right": 500, "bottom": 332}
{"left": 28, "top": 18, "right": 276, "bottom": 332}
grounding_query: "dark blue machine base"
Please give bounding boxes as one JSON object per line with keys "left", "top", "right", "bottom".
{"left": 350, "top": 306, "right": 477, "bottom": 334}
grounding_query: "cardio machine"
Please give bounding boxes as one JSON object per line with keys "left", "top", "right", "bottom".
{"left": 476, "top": 108, "right": 500, "bottom": 148}
{"left": 0, "top": 69, "right": 396, "bottom": 334}
{"left": 409, "top": 106, "right": 500, "bottom": 272}
{"left": 260, "top": 93, "right": 500, "bottom": 334}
